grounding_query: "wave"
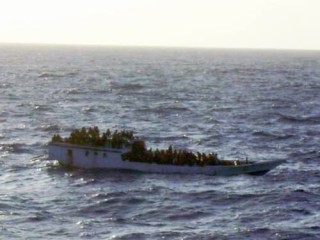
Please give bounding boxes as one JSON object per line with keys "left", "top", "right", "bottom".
{"left": 78, "top": 194, "right": 148, "bottom": 216}
{"left": 31, "top": 104, "right": 52, "bottom": 111}
{"left": 289, "top": 149, "right": 320, "bottom": 161}
{"left": 209, "top": 105, "right": 238, "bottom": 112}
{"left": 166, "top": 210, "right": 209, "bottom": 220}
{"left": 59, "top": 88, "right": 84, "bottom": 95}
{"left": 252, "top": 130, "right": 295, "bottom": 140}
{"left": 278, "top": 113, "right": 320, "bottom": 124}
{"left": 111, "top": 82, "right": 145, "bottom": 91}
{"left": 146, "top": 135, "right": 188, "bottom": 143}
{"left": 111, "top": 232, "right": 148, "bottom": 240}
{"left": 38, "top": 71, "right": 79, "bottom": 79}
{"left": 60, "top": 88, "right": 111, "bottom": 95}
{"left": 81, "top": 106, "right": 96, "bottom": 113}
{"left": 136, "top": 105, "right": 190, "bottom": 115}
{"left": 94, "top": 89, "right": 112, "bottom": 94}
{"left": 36, "top": 124, "right": 60, "bottom": 132}
{"left": 0, "top": 111, "right": 9, "bottom": 117}
{"left": 27, "top": 211, "right": 52, "bottom": 222}
{"left": 91, "top": 191, "right": 127, "bottom": 200}
{"left": 0, "top": 143, "right": 31, "bottom": 154}
{"left": 0, "top": 83, "right": 11, "bottom": 88}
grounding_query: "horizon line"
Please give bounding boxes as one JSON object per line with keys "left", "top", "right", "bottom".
{"left": 1, "top": 41, "right": 320, "bottom": 52}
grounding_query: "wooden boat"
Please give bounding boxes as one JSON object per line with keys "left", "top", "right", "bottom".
{"left": 48, "top": 142, "right": 285, "bottom": 176}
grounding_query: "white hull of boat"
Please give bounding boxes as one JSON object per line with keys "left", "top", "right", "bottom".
{"left": 48, "top": 142, "right": 285, "bottom": 176}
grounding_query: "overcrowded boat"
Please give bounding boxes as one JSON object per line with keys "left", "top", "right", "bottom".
{"left": 48, "top": 127, "right": 285, "bottom": 176}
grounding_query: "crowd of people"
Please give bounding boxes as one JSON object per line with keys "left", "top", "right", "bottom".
{"left": 121, "top": 140, "right": 223, "bottom": 166}
{"left": 52, "top": 127, "right": 238, "bottom": 166}
{"left": 51, "top": 127, "right": 134, "bottom": 149}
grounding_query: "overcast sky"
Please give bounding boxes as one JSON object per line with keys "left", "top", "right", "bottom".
{"left": 1, "top": 0, "right": 320, "bottom": 50}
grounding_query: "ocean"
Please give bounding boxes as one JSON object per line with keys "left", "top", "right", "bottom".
{"left": 0, "top": 44, "right": 320, "bottom": 239}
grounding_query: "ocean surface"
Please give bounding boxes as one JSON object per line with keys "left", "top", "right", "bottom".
{"left": 0, "top": 44, "right": 320, "bottom": 239}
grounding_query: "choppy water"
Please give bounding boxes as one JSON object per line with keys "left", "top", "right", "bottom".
{"left": 1, "top": 44, "right": 320, "bottom": 239}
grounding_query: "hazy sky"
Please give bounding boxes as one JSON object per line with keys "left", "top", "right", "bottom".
{"left": 1, "top": 0, "right": 320, "bottom": 50}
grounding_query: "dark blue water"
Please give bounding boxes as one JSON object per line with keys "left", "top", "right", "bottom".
{"left": 1, "top": 44, "right": 320, "bottom": 239}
